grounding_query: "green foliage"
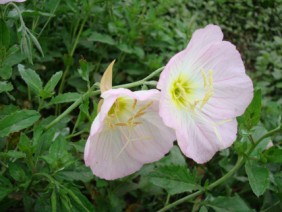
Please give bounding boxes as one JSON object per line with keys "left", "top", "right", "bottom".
{"left": 245, "top": 160, "right": 270, "bottom": 197}
{"left": 204, "top": 195, "right": 251, "bottom": 212}
{"left": 43, "top": 71, "right": 63, "bottom": 98}
{"left": 50, "top": 92, "right": 80, "bottom": 104}
{"left": 0, "top": 109, "right": 40, "bottom": 137}
{"left": 238, "top": 89, "right": 262, "bottom": 130}
{"left": 0, "top": 0, "right": 281, "bottom": 211}
{"left": 263, "top": 147, "right": 282, "bottom": 164}
{"left": 148, "top": 165, "right": 197, "bottom": 195}
{"left": 18, "top": 64, "right": 43, "bottom": 95}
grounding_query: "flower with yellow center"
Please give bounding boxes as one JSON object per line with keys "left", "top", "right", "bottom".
{"left": 157, "top": 24, "right": 253, "bottom": 163}
{"left": 84, "top": 61, "right": 175, "bottom": 180}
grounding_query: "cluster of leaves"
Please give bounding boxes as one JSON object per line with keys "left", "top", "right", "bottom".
{"left": 0, "top": 0, "right": 281, "bottom": 211}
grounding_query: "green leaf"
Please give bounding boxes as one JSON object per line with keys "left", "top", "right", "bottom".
{"left": 0, "top": 150, "right": 26, "bottom": 159}
{"left": 18, "top": 64, "right": 43, "bottom": 95}
{"left": 26, "top": 29, "right": 44, "bottom": 57}
{"left": 51, "top": 189, "right": 57, "bottom": 212}
{"left": 238, "top": 89, "right": 261, "bottom": 130}
{"left": 70, "top": 140, "right": 86, "bottom": 153}
{"left": 50, "top": 92, "right": 80, "bottom": 105}
{"left": 41, "top": 137, "right": 74, "bottom": 170}
{"left": 117, "top": 43, "right": 133, "bottom": 53}
{"left": 9, "top": 163, "right": 26, "bottom": 182}
{"left": 0, "top": 65, "right": 12, "bottom": 80}
{"left": 205, "top": 195, "right": 252, "bottom": 212}
{"left": 0, "top": 176, "right": 13, "bottom": 201}
{"left": 3, "top": 46, "right": 25, "bottom": 67}
{"left": 56, "top": 165, "right": 93, "bottom": 183}
{"left": 0, "top": 81, "right": 13, "bottom": 93}
{"left": 148, "top": 165, "right": 197, "bottom": 195}
{"left": 78, "top": 59, "right": 90, "bottom": 82}
{"left": 0, "top": 20, "right": 10, "bottom": 48}
{"left": 20, "top": 34, "right": 33, "bottom": 64}
{"left": 63, "top": 186, "right": 94, "bottom": 212}
{"left": 88, "top": 32, "right": 116, "bottom": 45}
{"left": 18, "top": 133, "right": 32, "bottom": 153}
{"left": 263, "top": 147, "right": 282, "bottom": 163}
{"left": 157, "top": 146, "right": 186, "bottom": 167}
{"left": 250, "top": 126, "right": 271, "bottom": 157}
{"left": 133, "top": 46, "right": 145, "bottom": 59}
{"left": 0, "top": 105, "right": 18, "bottom": 119}
{"left": 42, "top": 71, "right": 63, "bottom": 98}
{"left": 245, "top": 160, "right": 270, "bottom": 197}
{"left": 199, "top": 206, "right": 208, "bottom": 212}
{"left": 0, "top": 110, "right": 40, "bottom": 137}
{"left": 22, "top": 9, "right": 56, "bottom": 17}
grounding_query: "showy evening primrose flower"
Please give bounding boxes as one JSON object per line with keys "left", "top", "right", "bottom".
{"left": 157, "top": 24, "right": 253, "bottom": 163}
{"left": 84, "top": 61, "right": 175, "bottom": 180}
{"left": 0, "top": 0, "right": 25, "bottom": 4}
{"left": 84, "top": 88, "right": 175, "bottom": 180}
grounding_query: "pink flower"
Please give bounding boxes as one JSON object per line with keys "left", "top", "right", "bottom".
{"left": 0, "top": 0, "right": 25, "bottom": 4}
{"left": 157, "top": 24, "right": 253, "bottom": 163}
{"left": 84, "top": 88, "right": 175, "bottom": 180}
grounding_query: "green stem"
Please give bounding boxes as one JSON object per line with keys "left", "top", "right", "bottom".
{"left": 253, "top": 126, "right": 282, "bottom": 147}
{"left": 8, "top": 2, "right": 26, "bottom": 28}
{"left": 45, "top": 66, "right": 164, "bottom": 130}
{"left": 37, "top": 0, "right": 60, "bottom": 38}
{"left": 58, "top": 15, "right": 88, "bottom": 95}
{"left": 158, "top": 126, "right": 282, "bottom": 212}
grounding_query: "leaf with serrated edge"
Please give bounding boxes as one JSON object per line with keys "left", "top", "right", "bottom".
{"left": 245, "top": 160, "right": 270, "bottom": 197}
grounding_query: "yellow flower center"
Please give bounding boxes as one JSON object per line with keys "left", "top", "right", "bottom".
{"left": 106, "top": 97, "right": 152, "bottom": 129}
{"left": 170, "top": 70, "right": 214, "bottom": 111}
{"left": 170, "top": 75, "right": 192, "bottom": 108}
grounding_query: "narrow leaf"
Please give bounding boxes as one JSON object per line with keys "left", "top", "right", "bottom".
{"left": 18, "top": 64, "right": 43, "bottom": 94}
{"left": 26, "top": 28, "right": 44, "bottom": 56}
{"left": 43, "top": 71, "right": 63, "bottom": 97}
{"left": 50, "top": 92, "right": 80, "bottom": 105}
{"left": 0, "top": 110, "right": 40, "bottom": 137}
{"left": 88, "top": 32, "right": 116, "bottom": 45}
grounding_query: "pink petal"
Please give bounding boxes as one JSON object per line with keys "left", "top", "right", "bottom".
{"left": 196, "top": 41, "right": 253, "bottom": 119}
{"left": 158, "top": 24, "right": 223, "bottom": 90}
{"left": 85, "top": 129, "right": 143, "bottom": 180}
{"left": 124, "top": 108, "right": 175, "bottom": 164}
{"left": 186, "top": 24, "right": 223, "bottom": 54}
{"left": 176, "top": 113, "right": 238, "bottom": 163}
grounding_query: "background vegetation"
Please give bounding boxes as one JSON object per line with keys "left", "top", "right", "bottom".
{"left": 0, "top": 0, "right": 281, "bottom": 211}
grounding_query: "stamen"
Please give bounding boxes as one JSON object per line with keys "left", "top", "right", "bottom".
{"left": 213, "top": 125, "right": 222, "bottom": 142}
{"left": 132, "top": 99, "right": 137, "bottom": 110}
{"left": 199, "top": 70, "right": 214, "bottom": 109}
{"left": 201, "top": 70, "right": 207, "bottom": 88}
{"left": 215, "top": 119, "right": 232, "bottom": 126}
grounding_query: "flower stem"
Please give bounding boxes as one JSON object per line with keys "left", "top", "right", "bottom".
{"left": 58, "top": 15, "right": 88, "bottom": 95}
{"left": 157, "top": 126, "right": 282, "bottom": 212}
{"left": 45, "top": 66, "right": 164, "bottom": 130}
